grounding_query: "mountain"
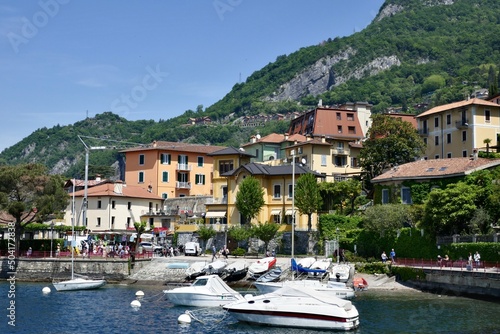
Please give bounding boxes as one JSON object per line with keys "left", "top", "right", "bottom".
{"left": 2, "top": 0, "right": 500, "bottom": 177}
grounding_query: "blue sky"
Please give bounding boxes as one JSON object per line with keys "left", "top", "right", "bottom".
{"left": 0, "top": 0, "right": 384, "bottom": 152}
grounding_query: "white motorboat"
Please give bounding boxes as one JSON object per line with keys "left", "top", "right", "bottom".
{"left": 53, "top": 276, "right": 106, "bottom": 292}
{"left": 203, "top": 259, "right": 227, "bottom": 275}
{"left": 185, "top": 261, "right": 207, "bottom": 280}
{"left": 307, "top": 258, "right": 332, "bottom": 278}
{"left": 253, "top": 279, "right": 355, "bottom": 299}
{"left": 223, "top": 260, "right": 248, "bottom": 281}
{"left": 330, "top": 263, "right": 352, "bottom": 283}
{"left": 247, "top": 257, "right": 277, "bottom": 279}
{"left": 164, "top": 275, "right": 245, "bottom": 307}
{"left": 223, "top": 285, "right": 360, "bottom": 330}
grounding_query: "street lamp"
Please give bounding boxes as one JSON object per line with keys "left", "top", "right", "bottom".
{"left": 291, "top": 149, "right": 295, "bottom": 262}
{"left": 336, "top": 227, "right": 340, "bottom": 263}
{"left": 50, "top": 221, "right": 55, "bottom": 258}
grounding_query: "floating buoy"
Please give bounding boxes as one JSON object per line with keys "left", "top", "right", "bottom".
{"left": 42, "top": 287, "right": 51, "bottom": 294}
{"left": 178, "top": 313, "right": 191, "bottom": 324}
{"left": 135, "top": 290, "right": 144, "bottom": 297}
{"left": 130, "top": 300, "right": 141, "bottom": 308}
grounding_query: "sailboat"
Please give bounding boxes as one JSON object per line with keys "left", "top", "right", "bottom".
{"left": 52, "top": 177, "right": 106, "bottom": 291}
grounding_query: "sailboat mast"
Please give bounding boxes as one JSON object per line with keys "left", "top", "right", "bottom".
{"left": 71, "top": 179, "right": 75, "bottom": 280}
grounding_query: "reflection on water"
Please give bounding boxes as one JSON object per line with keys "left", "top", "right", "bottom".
{"left": 0, "top": 282, "right": 499, "bottom": 334}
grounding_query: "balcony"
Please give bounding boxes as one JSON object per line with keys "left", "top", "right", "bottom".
{"left": 418, "top": 127, "right": 429, "bottom": 136}
{"left": 455, "top": 119, "right": 469, "bottom": 129}
{"left": 332, "top": 148, "right": 350, "bottom": 155}
{"left": 176, "top": 163, "right": 192, "bottom": 171}
{"left": 176, "top": 181, "right": 191, "bottom": 189}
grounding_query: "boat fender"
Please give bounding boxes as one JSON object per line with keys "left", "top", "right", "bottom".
{"left": 178, "top": 313, "right": 191, "bottom": 324}
{"left": 130, "top": 300, "right": 141, "bottom": 308}
{"left": 135, "top": 290, "right": 145, "bottom": 297}
{"left": 42, "top": 287, "right": 51, "bottom": 294}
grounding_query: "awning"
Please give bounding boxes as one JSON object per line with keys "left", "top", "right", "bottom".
{"left": 270, "top": 209, "right": 281, "bottom": 215}
{"left": 205, "top": 211, "right": 227, "bottom": 218}
{"left": 285, "top": 209, "right": 297, "bottom": 215}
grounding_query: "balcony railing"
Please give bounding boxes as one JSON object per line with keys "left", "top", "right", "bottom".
{"left": 332, "top": 148, "right": 349, "bottom": 155}
{"left": 176, "top": 163, "right": 192, "bottom": 171}
{"left": 455, "top": 119, "right": 469, "bottom": 129}
{"left": 176, "top": 181, "right": 191, "bottom": 189}
{"left": 418, "top": 127, "right": 429, "bottom": 136}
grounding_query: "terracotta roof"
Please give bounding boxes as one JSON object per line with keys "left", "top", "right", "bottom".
{"left": 416, "top": 98, "right": 500, "bottom": 118}
{"left": 240, "top": 133, "right": 307, "bottom": 147}
{"left": 120, "top": 141, "right": 225, "bottom": 154}
{"left": 71, "top": 183, "right": 163, "bottom": 200}
{"left": 64, "top": 178, "right": 110, "bottom": 188}
{"left": 384, "top": 113, "right": 417, "bottom": 129}
{"left": 372, "top": 158, "right": 500, "bottom": 183}
{"left": 287, "top": 138, "right": 331, "bottom": 148}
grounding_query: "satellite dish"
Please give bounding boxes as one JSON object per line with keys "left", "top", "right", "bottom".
{"left": 256, "top": 134, "right": 261, "bottom": 139}
{"left": 301, "top": 158, "right": 306, "bottom": 165}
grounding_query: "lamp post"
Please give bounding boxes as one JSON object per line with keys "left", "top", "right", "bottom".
{"left": 50, "top": 221, "right": 55, "bottom": 258}
{"left": 336, "top": 227, "right": 340, "bottom": 264}
{"left": 291, "top": 149, "right": 295, "bottom": 261}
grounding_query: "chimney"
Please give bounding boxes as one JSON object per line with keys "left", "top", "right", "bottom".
{"left": 306, "top": 135, "right": 312, "bottom": 141}
{"left": 153, "top": 140, "right": 157, "bottom": 148}
{"left": 114, "top": 180, "right": 123, "bottom": 195}
{"left": 318, "top": 99, "right": 323, "bottom": 107}
{"left": 95, "top": 174, "right": 102, "bottom": 182}
{"left": 321, "top": 135, "right": 326, "bottom": 143}
{"left": 284, "top": 133, "right": 289, "bottom": 141}
{"left": 250, "top": 135, "right": 256, "bottom": 143}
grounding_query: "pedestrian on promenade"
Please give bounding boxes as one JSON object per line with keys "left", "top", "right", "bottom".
{"left": 390, "top": 249, "right": 396, "bottom": 264}
{"left": 437, "top": 255, "right": 442, "bottom": 268}
{"left": 212, "top": 244, "right": 217, "bottom": 261}
{"left": 473, "top": 251, "right": 481, "bottom": 269}
{"left": 27, "top": 247, "right": 32, "bottom": 257}
{"left": 444, "top": 255, "right": 450, "bottom": 267}
{"left": 381, "top": 251, "right": 388, "bottom": 263}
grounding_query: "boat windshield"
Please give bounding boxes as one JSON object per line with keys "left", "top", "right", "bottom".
{"left": 193, "top": 278, "right": 208, "bottom": 286}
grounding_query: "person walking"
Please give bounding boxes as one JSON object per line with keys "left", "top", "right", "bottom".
{"left": 390, "top": 249, "right": 396, "bottom": 264}
{"left": 211, "top": 244, "right": 217, "bottom": 261}
{"left": 381, "top": 251, "right": 388, "bottom": 263}
{"left": 473, "top": 251, "right": 481, "bottom": 270}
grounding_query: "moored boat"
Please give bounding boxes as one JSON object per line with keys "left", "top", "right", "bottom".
{"left": 223, "top": 260, "right": 249, "bottom": 281}
{"left": 247, "top": 256, "right": 277, "bottom": 279}
{"left": 255, "top": 266, "right": 283, "bottom": 283}
{"left": 253, "top": 279, "right": 355, "bottom": 299}
{"left": 185, "top": 261, "right": 207, "bottom": 280}
{"left": 223, "top": 285, "right": 360, "bottom": 330}
{"left": 330, "top": 263, "right": 352, "bottom": 283}
{"left": 203, "top": 259, "right": 227, "bottom": 275}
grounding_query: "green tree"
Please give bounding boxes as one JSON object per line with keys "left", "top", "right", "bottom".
{"left": 197, "top": 223, "right": 217, "bottom": 253}
{"left": 250, "top": 221, "right": 281, "bottom": 255}
{"left": 294, "top": 173, "right": 322, "bottom": 232}
{"left": 235, "top": 176, "right": 265, "bottom": 224}
{"left": 336, "top": 179, "right": 362, "bottom": 214}
{"left": 363, "top": 204, "right": 412, "bottom": 237}
{"left": 133, "top": 221, "right": 147, "bottom": 252}
{"left": 0, "top": 164, "right": 69, "bottom": 256}
{"left": 227, "top": 225, "right": 251, "bottom": 250}
{"left": 359, "top": 115, "right": 426, "bottom": 197}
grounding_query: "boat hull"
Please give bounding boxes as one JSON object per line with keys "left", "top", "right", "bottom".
{"left": 166, "top": 291, "right": 242, "bottom": 307}
{"left": 254, "top": 280, "right": 355, "bottom": 299}
{"left": 52, "top": 278, "right": 106, "bottom": 292}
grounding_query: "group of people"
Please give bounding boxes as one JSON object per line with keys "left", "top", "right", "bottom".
{"left": 468, "top": 251, "right": 481, "bottom": 269}
{"left": 212, "top": 244, "right": 229, "bottom": 261}
{"left": 437, "top": 254, "right": 450, "bottom": 267}
{"left": 381, "top": 249, "right": 396, "bottom": 264}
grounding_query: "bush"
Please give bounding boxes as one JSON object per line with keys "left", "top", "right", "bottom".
{"left": 355, "top": 262, "right": 390, "bottom": 274}
{"left": 232, "top": 247, "right": 246, "bottom": 257}
{"left": 391, "top": 266, "right": 426, "bottom": 281}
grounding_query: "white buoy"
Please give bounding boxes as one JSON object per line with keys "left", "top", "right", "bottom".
{"left": 178, "top": 313, "right": 191, "bottom": 324}
{"left": 42, "top": 287, "right": 51, "bottom": 294}
{"left": 130, "top": 300, "right": 141, "bottom": 308}
{"left": 135, "top": 290, "right": 144, "bottom": 297}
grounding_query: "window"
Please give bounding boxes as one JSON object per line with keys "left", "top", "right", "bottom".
{"left": 434, "top": 155, "right": 440, "bottom": 159}
{"left": 197, "top": 156, "right": 204, "bottom": 167}
{"left": 97, "top": 200, "right": 102, "bottom": 209}
{"left": 321, "top": 155, "right": 327, "bottom": 166}
{"left": 160, "top": 153, "right": 171, "bottom": 164}
{"left": 462, "top": 131, "right": 467, "bottom": 141}
{"left": 127, "top": 202, "right": 131, "bottom": 210}
{"left": 96, "top": 217, "right": 101, "bottom": 227}
{"left": 177, "top": 172, "right": 188, "bottom": 183}
{"left": 162, "top": 193, "right": 168, "bottom": 199}
{"left": 195, "top": 174, "right": 205, "bottom": 185}
{"left": 446, "top": 114, "right": 451, "bottom": 125}
{"left": 139, "top": 154, "right": 145, "bottom": 165}
{"left": 255, "top": 149, "right": 259, "bottom": 159}
{"left": 334, "top": 156, "right": 347, "bottom": 167}
{"left": 178, "top": 155, "right": 188, "bottom": 168}
{"left": 401, "top": 187, "right": 412, "bottom": 204}
{"left": 162, "top": 171, "right": 169, "bottom": 183}
{"left": 288, "top": 184, "right": 293, "bottom": 199}
{"left": 463, "top": 150, "right": 468, "bottom": 157}
{"left": 111, "top": 200, "right": 116, "bottom": 209}
{"left": 434, "top": 117, "right": 439, "bottom": 127}
{"left": 446, "top": 133, "right": 451, "bottom": 144}
{"left": 447, "top": 153, "right": 452, "bottom": 158}
{"left": 273, "top": 184, "right": 281, "bottom": 199}
{"left": 434, "top": 136, "right": 439, "bottom": 146}
{"left": 347, "top": 113, "right": 354, "bottom": 121}
{"left": 219, "top": 160, "right": 234, "bottom": 174}
{"left": 138, "top": 171, "right": 144, "bottom": 183}
{"left": 337, "top": 125, "right": 342, "bottom": 133}
{"left": 126, "top": 217, "right": 131, "bottom": 229}
{"left": 485, "top": 109, "right": 491, "bottom": 122}
{"left": 272, "top": 213, "right": 280, "bottom": 224}
{"left": 336, "top": 112, "right": 341, "bottom": 120}
{"left": 423, "top": 138, "right": 427, "bottom": 146}
{"left": 382, "top": 189, "right": 389, "bottom": 204}
{"left": 111, "top": 216, "right": 115, "bottom": 226}
{"left": 350, "top": 157, "right": 358, "bottom": 168}
{"left": 348, "top": 126, "right": 356, "bottom": 134}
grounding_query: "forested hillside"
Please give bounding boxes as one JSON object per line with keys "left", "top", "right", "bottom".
{"left": 1, "top": 0, "right": 500, "bottom": 177}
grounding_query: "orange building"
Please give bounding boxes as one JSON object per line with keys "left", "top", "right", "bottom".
{"left": 121, "top": 141, "right": 225, "bottom": 199}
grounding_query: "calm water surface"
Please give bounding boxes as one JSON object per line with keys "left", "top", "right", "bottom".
{"left": 1, "top": 282, "right": 499, "bottom": 334}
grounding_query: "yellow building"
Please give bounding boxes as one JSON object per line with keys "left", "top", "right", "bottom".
{"left": 121, "top": 140, "right": 225, "bottom": 198}
{"left": 416, "top": 98, "right": 500, "bottom": 159}
{"left": 206, "top": 161, "right": 325, "bottom": 231}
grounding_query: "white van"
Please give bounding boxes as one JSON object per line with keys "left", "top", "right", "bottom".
{"left": 184, "top": 242, "right": 201, "bottom": 256}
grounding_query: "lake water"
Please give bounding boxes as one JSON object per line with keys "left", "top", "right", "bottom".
{"left": 1, "top": 281, "right": 499, "bottom": 334}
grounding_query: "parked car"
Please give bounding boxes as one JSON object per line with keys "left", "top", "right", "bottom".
{"left": 139, "top": 242, "right": 163, "bottom": 254}
{"left": 184, "top": 242, "right": 201, "bottom": 256}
